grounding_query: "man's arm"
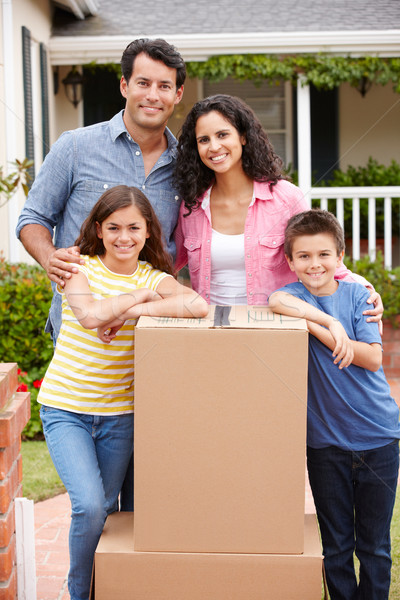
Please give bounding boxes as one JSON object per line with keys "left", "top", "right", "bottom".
{"left": 19, "top": 224, "right": 83, "bottom": 287}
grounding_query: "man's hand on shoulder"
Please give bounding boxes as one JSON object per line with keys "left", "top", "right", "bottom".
{"left": 45, "top": 246, "right": 84, "bottom": 287}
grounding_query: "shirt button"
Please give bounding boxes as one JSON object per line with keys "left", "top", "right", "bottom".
{"left": 135, "top": 151, "right": 140, "bottom": 156}
{"left": 207, "top": 239, "right": 210, "bottom": 243}
{"left": 206, "top": 294, "right": 209, "bottom": 298}
{"left": 250, "top": 291, "right": 253, "bottom": 295}
{"left": 248, "top": 273, "right": 252, "bottom": 277}
{"left": 142, "top": 185, "right": 146, "bottom": 190}
{"left": 206, "top": 258, "right": 209, "bottom": 262}
{"left": 273, "top": 241, "right": 277, "bottom": 245}
{"left": 175, "top": 195, "right": 179, "bottom": 201}
{"left": 127, "top": 134, "right": 132, "bottom": 140}
{"left": 205, "top": 276, "right": 209, "bottom": 280}
{"left": 103, "top": 184, "right": 108, "bottom": 189}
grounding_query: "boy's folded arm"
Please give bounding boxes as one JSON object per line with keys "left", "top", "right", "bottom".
{"left": 306, "top": 321, "right": 382, "bottom": 372}
{"left": 269, "top": 291, "right": 353, "bottom": 368}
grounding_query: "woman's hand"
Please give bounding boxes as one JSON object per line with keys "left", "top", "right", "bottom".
{"left": 329, "top": 319, "right": 354, "bottom": 369}
{"left": 363, "top": 290, "right": 384, "bottom": 333}
{"left": 97, "top": 323, "right": 123, "bottom": 344}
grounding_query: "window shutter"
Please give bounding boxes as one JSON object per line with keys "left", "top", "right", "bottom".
{"left": 22, "top": 26, "right": 35, "bottom": 183}
{"left": 40, "top": 43, "right": 50, "bottom": 160}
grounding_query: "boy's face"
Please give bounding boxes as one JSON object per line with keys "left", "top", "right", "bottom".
{"left": 286, "top": 232, "right": 344, "bottom": 296}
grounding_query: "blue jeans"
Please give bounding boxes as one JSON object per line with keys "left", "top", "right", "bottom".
{"left": 40, "top": 406, "right": 134, "bottom": 600}
{"left": 307, "top": 442, "right": 399, "bottom": 600}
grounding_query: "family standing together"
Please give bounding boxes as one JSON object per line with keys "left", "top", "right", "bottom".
{"left": 16, "top": 37, "right": 400, "bottom": 600}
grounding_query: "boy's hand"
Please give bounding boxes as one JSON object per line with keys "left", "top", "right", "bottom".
{"left": 329, "top": 319, "right": 354, "bottom": 369}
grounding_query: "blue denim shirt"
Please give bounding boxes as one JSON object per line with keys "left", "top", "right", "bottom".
{"left": 16, "top": 110, "right": 181, "bottom": 340}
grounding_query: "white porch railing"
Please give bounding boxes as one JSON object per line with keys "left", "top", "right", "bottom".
{"left": 309, "top": 186, "right": 400, "bottom": 270}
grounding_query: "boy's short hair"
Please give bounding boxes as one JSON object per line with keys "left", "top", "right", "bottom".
{"left": 284, "top": 208, "right": 345, "bottom": 259}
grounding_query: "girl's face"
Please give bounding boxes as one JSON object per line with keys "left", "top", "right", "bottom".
{"left": 96, "top": 204, "right": 150, "bottom": 273}
{"left": 195, "top": 110, "right": 246, "bottom": 176}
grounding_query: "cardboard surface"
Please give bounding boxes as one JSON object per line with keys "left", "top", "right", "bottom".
{"left": 93, "top": 512, "right": 323, "bottom": 600}
{"left": 134, "top": 306, "right": 308, "bottom": 554}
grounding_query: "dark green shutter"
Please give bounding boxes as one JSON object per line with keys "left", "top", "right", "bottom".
{"left": 22, "top": 26, "right": 35, "bottom": 183}
{"left": 40, "top": 43, "right": 50, "bottom": 160}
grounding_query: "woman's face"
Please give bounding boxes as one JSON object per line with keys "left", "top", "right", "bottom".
{"left": 194, "top": 110, "right": 246, "bottom": 176}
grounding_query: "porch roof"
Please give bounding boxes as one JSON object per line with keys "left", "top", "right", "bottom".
{"left": 49, "top": 0, "right": 400, "bottom": 64}
{"left": 52, "top": 0, "right": 400, "bottom": 36}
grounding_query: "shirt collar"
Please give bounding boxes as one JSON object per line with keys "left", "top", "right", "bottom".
{"left": 109, "top": 110, "right": 178, "bottom": 158}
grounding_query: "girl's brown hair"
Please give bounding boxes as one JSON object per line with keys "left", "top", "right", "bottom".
{"left": 75, "top": 185, "right": 175, "bottom": 275}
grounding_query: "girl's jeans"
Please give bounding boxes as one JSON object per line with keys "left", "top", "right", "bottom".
{"left": 307, "top": 441, "right": 399, "bottom": 600}
{"left": 40, "top": 405, "right": 134, "bottom": 600}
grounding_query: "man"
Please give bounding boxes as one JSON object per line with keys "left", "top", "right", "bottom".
{"left": 16, "top": 37, "right": 186, "bottom": 341}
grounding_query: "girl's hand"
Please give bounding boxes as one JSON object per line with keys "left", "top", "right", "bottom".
{"left": 329, "top": 319, "right": 354, "bottom": 369}
{"left": 97, "top": 323, "right": 123, "bottom": 344}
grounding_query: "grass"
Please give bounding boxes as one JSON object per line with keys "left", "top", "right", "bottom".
{"left": 21, "top": 441, "right": 400, "bottom": 598}
{"left": 21, "top": 440, "right": 65, "bottom": 502}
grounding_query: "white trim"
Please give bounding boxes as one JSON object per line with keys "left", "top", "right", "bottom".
{"left": 48, "top": 30, "right": 400, "bottom": 64}
{"left": 297, "top": 76, "right": 312, "bottom": 205}
{"left": 2, "top": 0, "right": 21, "bottom": 262}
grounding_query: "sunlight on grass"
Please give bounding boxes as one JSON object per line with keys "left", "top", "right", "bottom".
{"left": 21, "top": 440, "right": 65, "bottom": 503}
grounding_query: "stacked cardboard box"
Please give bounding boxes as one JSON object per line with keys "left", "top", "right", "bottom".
{"left": 93, "top": 306, "right": 323, "bottom": 599}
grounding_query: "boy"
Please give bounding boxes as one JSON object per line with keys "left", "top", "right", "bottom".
{"left": 269, "top": 208, "right": 400, "bottom": 600}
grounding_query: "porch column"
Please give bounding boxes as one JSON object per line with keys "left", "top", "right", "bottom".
{"left": 2, "top": 0, "right": 20, "bottom": 262}
{"left": 296, "top": 75, "right": 312, "bottom": 206}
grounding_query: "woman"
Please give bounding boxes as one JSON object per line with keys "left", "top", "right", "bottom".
{"left": 174, "top": 94, "right": 382, "bottom": 318}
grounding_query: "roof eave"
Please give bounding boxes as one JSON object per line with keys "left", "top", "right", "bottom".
{"left": 49, "top": 30, "right": 400, "bottom": 65}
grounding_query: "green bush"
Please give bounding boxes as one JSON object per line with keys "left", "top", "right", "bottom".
{"left": 313, "top": 158, "right": 400, "bottom": 238}
{"left": 0, "top": 255, "right": 53, "bottom": 437}
{"left": 344, "top": 251, "right": 400, "bottom": 325}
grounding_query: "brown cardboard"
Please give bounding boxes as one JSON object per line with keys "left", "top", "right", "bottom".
{"left": 134, "top": 306, "right": 308, "bottom": 554}
{"left": 93, "top": 512, "right": 323, "bottom": 600}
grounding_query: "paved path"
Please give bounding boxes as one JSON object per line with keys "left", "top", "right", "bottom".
{"left": 33, "top": 379, "right": 400, "bottom": 600}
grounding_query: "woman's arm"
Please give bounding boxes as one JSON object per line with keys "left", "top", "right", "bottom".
{"left": 63, "top": 271, "right": 158, "bottom": 330}
{"left": 306, "top": 321, "right": 382, "bottom": 371}
{"left": 334, "top": 262, "right": 383, "bottom": 325}
{"left": 268, "top": 290, "right": 354, "bottom": 369}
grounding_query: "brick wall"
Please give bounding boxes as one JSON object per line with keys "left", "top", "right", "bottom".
{"left": 0, "top": 364, "right": 30, "bottom": 600}
{"left": 382, "top": 318, "right": 400, "bottom": 379}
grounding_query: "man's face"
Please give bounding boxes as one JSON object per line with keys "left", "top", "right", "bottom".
{"left": 120, "top": 52, "right": 183, "bottom": 134}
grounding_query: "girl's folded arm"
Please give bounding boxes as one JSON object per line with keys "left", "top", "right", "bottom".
{"left": 63, "top": 271, "right": 155, "bottom": 329}
{"left": 122, "top": 276, "right": 209, "bottom": 319}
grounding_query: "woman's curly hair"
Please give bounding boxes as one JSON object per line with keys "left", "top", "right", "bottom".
{"left": 174, "top": 94, "right": 287, "bottom": 215}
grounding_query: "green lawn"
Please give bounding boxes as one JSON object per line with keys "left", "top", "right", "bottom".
{"left": 21, "top": 441, "right": 400, "bottom": 598}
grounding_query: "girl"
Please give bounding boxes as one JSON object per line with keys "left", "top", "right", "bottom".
{"left": 38, "top": 185, "right": 208, "bottom": 600}
{"left": 173, "top": 94, "right": 382, "bottom": 317}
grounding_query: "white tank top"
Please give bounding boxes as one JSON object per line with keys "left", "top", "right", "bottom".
{"left": 209, "top": 229, "right": 247, "bottom": 305}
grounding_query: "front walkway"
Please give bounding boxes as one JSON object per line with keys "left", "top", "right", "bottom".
{"left": 33, "top": 378, "right": 400, "bottom": 600}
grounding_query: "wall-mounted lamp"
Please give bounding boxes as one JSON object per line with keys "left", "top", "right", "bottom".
{"left": 356, "top": 76, "right": 372, "bottom": 98}
{"left": 62, "top": 66, "right": 85, "bottom": 108}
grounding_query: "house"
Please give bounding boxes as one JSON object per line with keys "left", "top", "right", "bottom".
{"left": 1, "top": 0, "right": 400, "bottom": 264}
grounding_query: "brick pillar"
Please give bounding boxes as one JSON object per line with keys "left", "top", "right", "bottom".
{"left": 382, "top": 318, "right": 400, "bottom": 379}
{"left": 0, "top": 364, "right": 31, "bottom": 600}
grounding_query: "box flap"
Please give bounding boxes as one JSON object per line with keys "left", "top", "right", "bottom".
{"left": 137, "top": 305, "right": 307, "bottom": 330}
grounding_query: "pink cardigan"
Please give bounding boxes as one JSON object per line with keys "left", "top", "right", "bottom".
{"left": 174, "top": 180, "right": 369, "bottom": 304}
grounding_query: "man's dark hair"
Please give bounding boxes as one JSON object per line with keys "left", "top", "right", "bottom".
{"left": 284, "top": 208, "right": 345, "bottom": 260}
{"left": 121, "top": 38, "right": 186, "bottom": 88}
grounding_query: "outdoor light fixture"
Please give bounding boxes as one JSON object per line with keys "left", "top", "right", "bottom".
{"left": 357, "top": 76, "right": 372, "bottom": 98}
{"left": 62, "top": 66, "right": 84, "bottom": 107}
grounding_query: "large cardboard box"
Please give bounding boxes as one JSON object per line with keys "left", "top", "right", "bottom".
{"left": 93, "top": 512, "right": 323, "bottom": 600}
{"left": 134, "top": 306, "right": 308, "bottom": 554}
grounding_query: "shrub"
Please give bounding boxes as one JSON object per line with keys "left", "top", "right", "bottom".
{"left": 344, "top": 251, "right": 400, "bottom": 326}
{"left": 0, "top": 255, "right": 53, "bottom": 437}
{"left": 314, "top": 158, "right": 400, "bottom": 238}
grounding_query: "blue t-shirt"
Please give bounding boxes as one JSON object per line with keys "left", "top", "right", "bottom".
{"left": 277, "top": 280, "right": 400, "bottom": 450}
